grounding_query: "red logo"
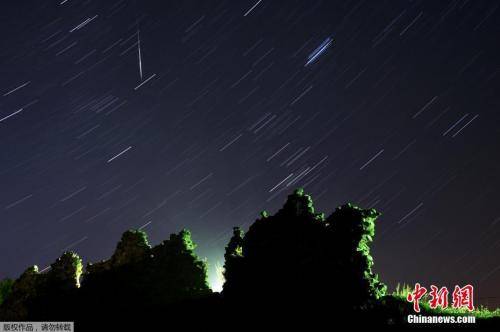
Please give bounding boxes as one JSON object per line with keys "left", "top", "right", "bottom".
{"left": 452, "top": 284, "right": 474, "bottom": 311}
{"left": 407, "top": 283, "right": 427, "bottom": 313}
{"left": 429, "top": 285, "right": 449, "bottom": 309}
{"left": 407, "top": 283, "right": 474, "bottom": 312}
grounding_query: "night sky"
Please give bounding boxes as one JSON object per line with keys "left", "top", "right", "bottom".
{"left": 1, "top": 0, "right": 499, "bottom": 301}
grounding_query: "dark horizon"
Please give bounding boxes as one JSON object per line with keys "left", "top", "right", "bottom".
{"left": 0, "top": 0, "right": 499, "bottom": 304}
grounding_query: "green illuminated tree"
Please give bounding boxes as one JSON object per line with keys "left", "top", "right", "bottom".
{"left": 326, "top": 203, "right": 387, "bottom": 304}
{"left": 47, "top": 252, "right": 83, "bottom": 290}
{"left": 222, "top": 188, "right": 386, "bottom": 309}
{"left": 0, "top": 251, "right": 83, "bottom": 320}
{"left": 222, "top": 227, "right": 244, "bottom": 296}
{"left": 0, "top": 228, "right": 211, "bottom": 322}
{"left": 150, "top": 229, "right": 211, "bottom": 301}
{"left": 81, "top": 228, "right": 210, "bottom": 312}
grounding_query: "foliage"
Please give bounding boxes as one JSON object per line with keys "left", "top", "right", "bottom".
{"left": 0, "top": 266, "right": 40, "bottom": 319}
{"left": 48, "top": 252, "right": 83, "bottom": 289}
{"left": 222, "top": 188, "right": 386, "bottom": 309}
{"left": 0, "top": 279, "right": 14, "bottom": 306}
{"left": 326, "top": 202, "right": 387, "bottom": 302}
{"left": 0, "top": 251, "right": 83, "bottom": 321}
{"left": 0, "top": 189, "right": 498, "bottom": 328}
{"left": 0, "top": 229, "right": 210, "bottom": 322}
{"left": 86, "top": 230, "right": 150, "bottom": 274}
{"left": 222, "top": 227, "right": 245, "bottom": 296}
{"left": 110, "top": 229, "right": 150, "bottom": 266}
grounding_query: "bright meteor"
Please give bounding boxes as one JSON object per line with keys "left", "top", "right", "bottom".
{"left": 305, "top": 37, "right": 333, "bottom": 67}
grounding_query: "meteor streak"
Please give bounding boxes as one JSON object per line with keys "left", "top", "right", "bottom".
{"left": 305, "top": 37, "right": 333, "bottom": 67}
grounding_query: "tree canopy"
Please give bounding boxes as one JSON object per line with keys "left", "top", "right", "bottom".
{"left": 222, "top": 188, "right": 386, "bottom": 309}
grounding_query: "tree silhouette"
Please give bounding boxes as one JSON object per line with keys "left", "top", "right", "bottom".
{"left": 326, "top": 203, "right": 387, "bottom": 304}
{"left": 0, "top": 278, "right": 13, "bottom": 306}
{"left": 81, "top": 229, "right": 210, "bottom": 313}
{"left": 0, "top": 251, "right": 83, "bottom": 320}
{"left": 85, "top": 229, "right": 150, "bottom": 275}
{"left": 47, "top": 252, "right": 83, "bottom": 290}
{"left": 148, "top": 229, "right": 211, "bottom": 303}
{"left": 222, "top": 227, "right": 244, "bottom": 296}
{"left": 4, "top": 189, "right": 496, "bottom": 327}
{"left": 0, "top": 266, "right": 40, "bottom": 320}
{"left": 222, "top": 188, "right": 386, "bottom": 310}
{"left": 0, "top": 229, "right": 211, "bottom": 322}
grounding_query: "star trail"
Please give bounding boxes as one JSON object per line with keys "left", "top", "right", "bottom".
{"left": 0, "top": 0, "right": 499, "bottom": 304}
